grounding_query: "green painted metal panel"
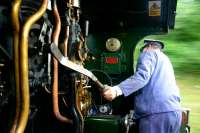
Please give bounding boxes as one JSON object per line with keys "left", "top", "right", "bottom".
{"left": 85, "top": 31, "right": 147, "bottom": 85}
{"left": 100, "top": 52, "right": 126, "bottom": 74}
{"left": 84, "top": 115, "right": 123, "bottom": 133}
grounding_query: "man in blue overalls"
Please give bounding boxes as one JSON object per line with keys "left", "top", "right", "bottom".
{"left": 103, "top": 39, "right": 182, "bottom": 133}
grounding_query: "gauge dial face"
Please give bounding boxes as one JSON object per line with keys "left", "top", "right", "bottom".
{"left": 106, "top": 38, "right": 121, "bottom": 52}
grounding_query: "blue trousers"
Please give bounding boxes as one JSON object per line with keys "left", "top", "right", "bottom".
{"left": 138, "top": 111, "right": 182, "bottom": 133}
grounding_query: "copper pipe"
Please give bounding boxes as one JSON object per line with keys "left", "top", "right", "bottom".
{"left": 52, "top": 0, "right": 73, "bottom": 124}
{"left": 16, "top": 0, "right": 48, "bottom": 132}
{"left": 63, "top": 26, "right": 70, "bottom": 57}
{"left": 10, "top": 0, "right": 22, "bottom": 132}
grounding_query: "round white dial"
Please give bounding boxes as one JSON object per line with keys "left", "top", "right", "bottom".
{"left": 99, "top": 105, "right": 108, "bottom": 113}
{"left": 106, "top": 38, "right": 121, "bottom": 52}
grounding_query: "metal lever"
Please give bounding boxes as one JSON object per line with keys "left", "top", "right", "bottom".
{"left": 50, "top": 43, "right": 105, "bottom": 91}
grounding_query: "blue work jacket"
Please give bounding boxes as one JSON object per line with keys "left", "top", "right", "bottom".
{"left": 117, "top": 49, "right": 181, "bottom": 118}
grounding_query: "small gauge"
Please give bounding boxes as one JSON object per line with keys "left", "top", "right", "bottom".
{"left": 106, "top": 38, "right": 121, "bottom": 52}
{"left": 99, "top": 105, "right": 108, "bottom": 114}
{"left": 98, "top": 104, "right": 112, "bottom": 114}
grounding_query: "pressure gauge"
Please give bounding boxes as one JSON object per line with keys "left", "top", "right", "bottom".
{"left": 99, "top": 104, "right": 111, "bottom": 114}
{"left": 106, "top": 38, "right": 121, "bottom": 52}
{"left": 99, "top": 105, "right": 108, "bottom": 114}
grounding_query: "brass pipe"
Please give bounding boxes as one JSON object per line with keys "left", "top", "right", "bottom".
{"left": 52, "top": 0, "right": 73, "bottom": 124}
{"left": 16, "top": 0, "right": 48, "bottom": 132}
{"left": 10, "top": 0, "right": 22, "bottom": 132}
{"left": 75, "top": 81, "right": 84, "bottom": 133}
{"left": 62, "top": 0, "right": 70, "bottom": 57}
{"left": 63, "top": 26, "right": 70, "bottom": 57}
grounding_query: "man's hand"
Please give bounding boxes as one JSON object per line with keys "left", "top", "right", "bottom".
{"left": 103, "top": 85, "right": 117, "bottom": 101}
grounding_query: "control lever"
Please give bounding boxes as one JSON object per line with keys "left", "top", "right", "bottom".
{"left": 50, "top": 43, "right": 105, "bottom": 91}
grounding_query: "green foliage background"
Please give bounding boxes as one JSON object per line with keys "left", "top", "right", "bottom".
{"left": 135, "top": 0, "right": 200, "bottom": 132}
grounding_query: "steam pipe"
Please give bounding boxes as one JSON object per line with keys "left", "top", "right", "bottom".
{"left": 70, "top": 73, "right": 82, "bottom": 133}
{"left": 75, "top": 82, "right": 84, "bottom": 133}
{"left": 52, "top": 0, "right": 73, "bottom": 124}
{"left": 16, "top": 0, "right": 48, "bottom": 132}
{"left": 63, "top": 26, "right": 70, "bottom": 57}
{"left": 10, "top": 0, "right": 22, "bottom": 132}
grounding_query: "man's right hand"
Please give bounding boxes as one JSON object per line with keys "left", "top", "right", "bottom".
{"left": 103, "top": 85, "right": 123, "bottom": 101}
{"left": 102, "top": 85, "right": 117, "bottom": 101}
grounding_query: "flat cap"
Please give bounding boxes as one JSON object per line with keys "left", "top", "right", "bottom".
{"left": 143, "top": 39, "right": 165, "bottom": 49}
